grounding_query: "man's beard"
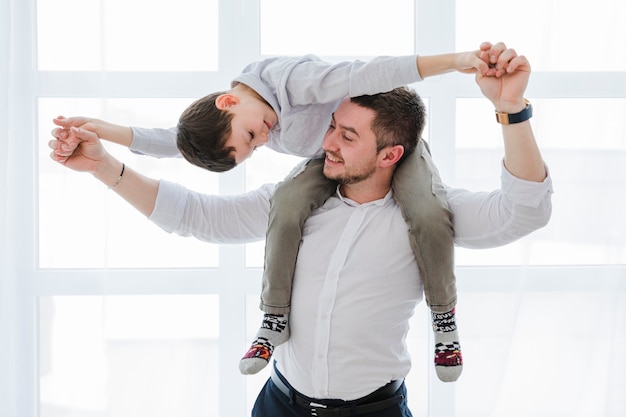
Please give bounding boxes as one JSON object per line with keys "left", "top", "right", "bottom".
{"left": 323, "top": 155, "right": 377, "bottom": 185}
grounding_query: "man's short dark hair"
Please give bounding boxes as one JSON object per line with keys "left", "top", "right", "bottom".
{"left": 176, "top": 92, "right": 237, "bottom": 173}
{"left": 350, "top": 86, "right": 426, "bottom": 164}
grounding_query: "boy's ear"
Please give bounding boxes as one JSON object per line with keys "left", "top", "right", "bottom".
{"left": 379, "top": 144, "right": 405, "bottom": 168}
{"left": 215, "top": 93, "right": 240, "bottom": 110}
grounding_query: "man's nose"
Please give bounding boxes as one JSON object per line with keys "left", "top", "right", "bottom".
{"left": 322, "top": 130, "right": 338, "bottom": 150}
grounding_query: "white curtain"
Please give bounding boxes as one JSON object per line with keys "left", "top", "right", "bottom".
{"left": 1, "top": 1, "right": 36, "bottom": 416}
{"left": 1, "top": 0, "right": 21, "bottom": 415}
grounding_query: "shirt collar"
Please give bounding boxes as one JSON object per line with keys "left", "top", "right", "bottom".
{"left": 334, "top": 185, "right": 394, "bottom": 208}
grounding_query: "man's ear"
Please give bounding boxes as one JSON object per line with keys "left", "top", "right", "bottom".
{"left": 379, "top": 145, "right": 405, "bottom": 168}
{"left": 215, "top": 93, "right": 240, "bottom": 110}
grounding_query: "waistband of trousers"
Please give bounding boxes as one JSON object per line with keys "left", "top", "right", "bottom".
{"left": 270, "top": 362, "right": 404, "bottom": 416}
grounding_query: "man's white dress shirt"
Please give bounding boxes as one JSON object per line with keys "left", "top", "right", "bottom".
{"left": 149, "top": 164, "right": 553, "bottom": 400}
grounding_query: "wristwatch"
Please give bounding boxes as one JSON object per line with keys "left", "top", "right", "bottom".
{"left": 495, "top": 99, "right": 532, "bottom": 124}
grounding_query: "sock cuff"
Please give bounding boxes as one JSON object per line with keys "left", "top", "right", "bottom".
{"left": 432, "top": 308, "right": 457, "bottom": 333}
{"left": 262, "top": 313, "right": 288, "bottom": 332}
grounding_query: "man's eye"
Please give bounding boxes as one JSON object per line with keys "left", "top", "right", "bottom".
{"left": 342, "top": 135, "right": 354, "bottom": 142}
{"left": 327, "top": 124, "right": 335, "bottom": 131}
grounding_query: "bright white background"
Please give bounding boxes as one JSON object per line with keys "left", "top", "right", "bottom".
{"left": 1, "top": 0, "right": 625, "bottom": 416}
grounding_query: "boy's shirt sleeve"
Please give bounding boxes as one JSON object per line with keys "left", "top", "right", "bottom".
{"left": 283, "top": 55, "right": 422, "bottom": 106}
{"left": 234, "top": 55, "right": 422, "bottom": 108}
{"left": 129, "top": 126, "right": 181, "bottom": 158}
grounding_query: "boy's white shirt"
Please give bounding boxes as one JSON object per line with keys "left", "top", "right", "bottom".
{"left": 129, "top": 55, "right": 421, "bottom": 159}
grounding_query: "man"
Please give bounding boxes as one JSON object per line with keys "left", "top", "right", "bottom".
{"left": 50, "top": 43, "right": 552, "bottom": 416}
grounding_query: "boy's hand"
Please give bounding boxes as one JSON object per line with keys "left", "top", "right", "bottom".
{"left": 49, "top": 126, "right": 107, "bottom": 174}
{"left": 454, "top": 41, "right": 517, "bottom": 77}
{"left": 454, "top": 45, "right": 490, "bottom": 76}
{"left": 51, "top": 116, "right": 98, "bottom": 158}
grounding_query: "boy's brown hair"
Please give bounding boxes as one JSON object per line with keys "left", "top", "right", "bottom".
{"left": 176, "top": 92, "right": 237, "bottom": 172}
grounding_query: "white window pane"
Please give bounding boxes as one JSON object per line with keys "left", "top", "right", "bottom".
{"left": 40, "top": 295, "right": 220, "bottom": 417}
{"left": 456, "top": 0, "right": 626, "bottom": 71}
{"left": 37, "top": 0, "right": 218, "bottom": 71}
{"left": 244, "top": 147, "right": 304, "bottom": 192}
{"left": 37, "top": 0, "right": 102, "bottom": 70}
{"left": 260, "top": 0, "right": 414, "bottom": 56}
{"left": 455, "top": 291, "right": 626, "bottom": 417}
{"left": 455, "top": 98, "right": 626, "bottom": 266}
{"left": 38, "top": 98, "right": 220, "bottom": 268}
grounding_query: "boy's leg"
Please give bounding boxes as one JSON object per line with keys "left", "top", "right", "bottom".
{"left": 391, "top": 140, "right": 463, "bottom": 382}
{"left": 240, "top": 159, "right": 337, "bottom": 375}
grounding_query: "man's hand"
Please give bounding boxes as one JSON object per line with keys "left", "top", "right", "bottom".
{"left": 49, "top": 119, "right": 159, "bottom": 215}
{"left": 475, "top": 42, "right": 530, "bottom": 112}
{"left": 51, "top": 116, "right": 98, "bottom": 158}
{"left": 49, "top": 126, "right": 107, "bottom": 174}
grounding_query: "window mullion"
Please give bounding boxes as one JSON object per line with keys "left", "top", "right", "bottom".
{"left": 414, "top": 1, "right": 459, "bottom": 416}
{"left": 217, "top": 1, "right": 263, "bottom": 416}
{"left": 414, "top": 0, "right": 459, "bottom": 186}
{"left": 37, "top": 72, "right": 231, "bottom": 99}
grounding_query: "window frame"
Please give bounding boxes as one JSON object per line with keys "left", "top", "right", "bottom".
{"left": 1, "top": 0, "right": 625, "bottom": 416}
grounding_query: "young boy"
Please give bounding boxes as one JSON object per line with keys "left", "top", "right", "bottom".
{"left": 53, "top": 45, "right": 495, "bottom": 382}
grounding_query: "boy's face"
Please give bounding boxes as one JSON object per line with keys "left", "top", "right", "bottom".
{"left": 219, "top": 94, "right": 277, "bottom": 164}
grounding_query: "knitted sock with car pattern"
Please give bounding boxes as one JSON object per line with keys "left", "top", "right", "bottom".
{"left": 239, "top": 314, "right": 290, "bottom": 375}
{"left": 432, "top": 308, "right": 463, "bottom": 382}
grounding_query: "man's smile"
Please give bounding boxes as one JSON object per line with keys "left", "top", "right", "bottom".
{"left": 325, "top": 152, "right": 343, "bottom": 164}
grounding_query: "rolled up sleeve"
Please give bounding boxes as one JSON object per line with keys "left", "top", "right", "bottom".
{"left": 448, "top": 162, "right": 553, "bottom": 249}
{"left": 149, "top": 181, "right": 275, "bottom": 244}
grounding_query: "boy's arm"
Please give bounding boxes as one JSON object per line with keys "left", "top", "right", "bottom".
{"left": 262, "top": 43, "right": 496, "bottom": 107}
{"left": 53, "top": 116, "right": 133, "bottom": 147}
{"left": 417, "top": 42, "right": 494, "bottom": 78}
{"left": 52, "top": 116, "right": 180, "bottom": 159}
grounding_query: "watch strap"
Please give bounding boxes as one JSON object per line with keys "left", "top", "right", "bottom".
{"left": 495, "top": 99, "right": 532, "bottom": 124}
